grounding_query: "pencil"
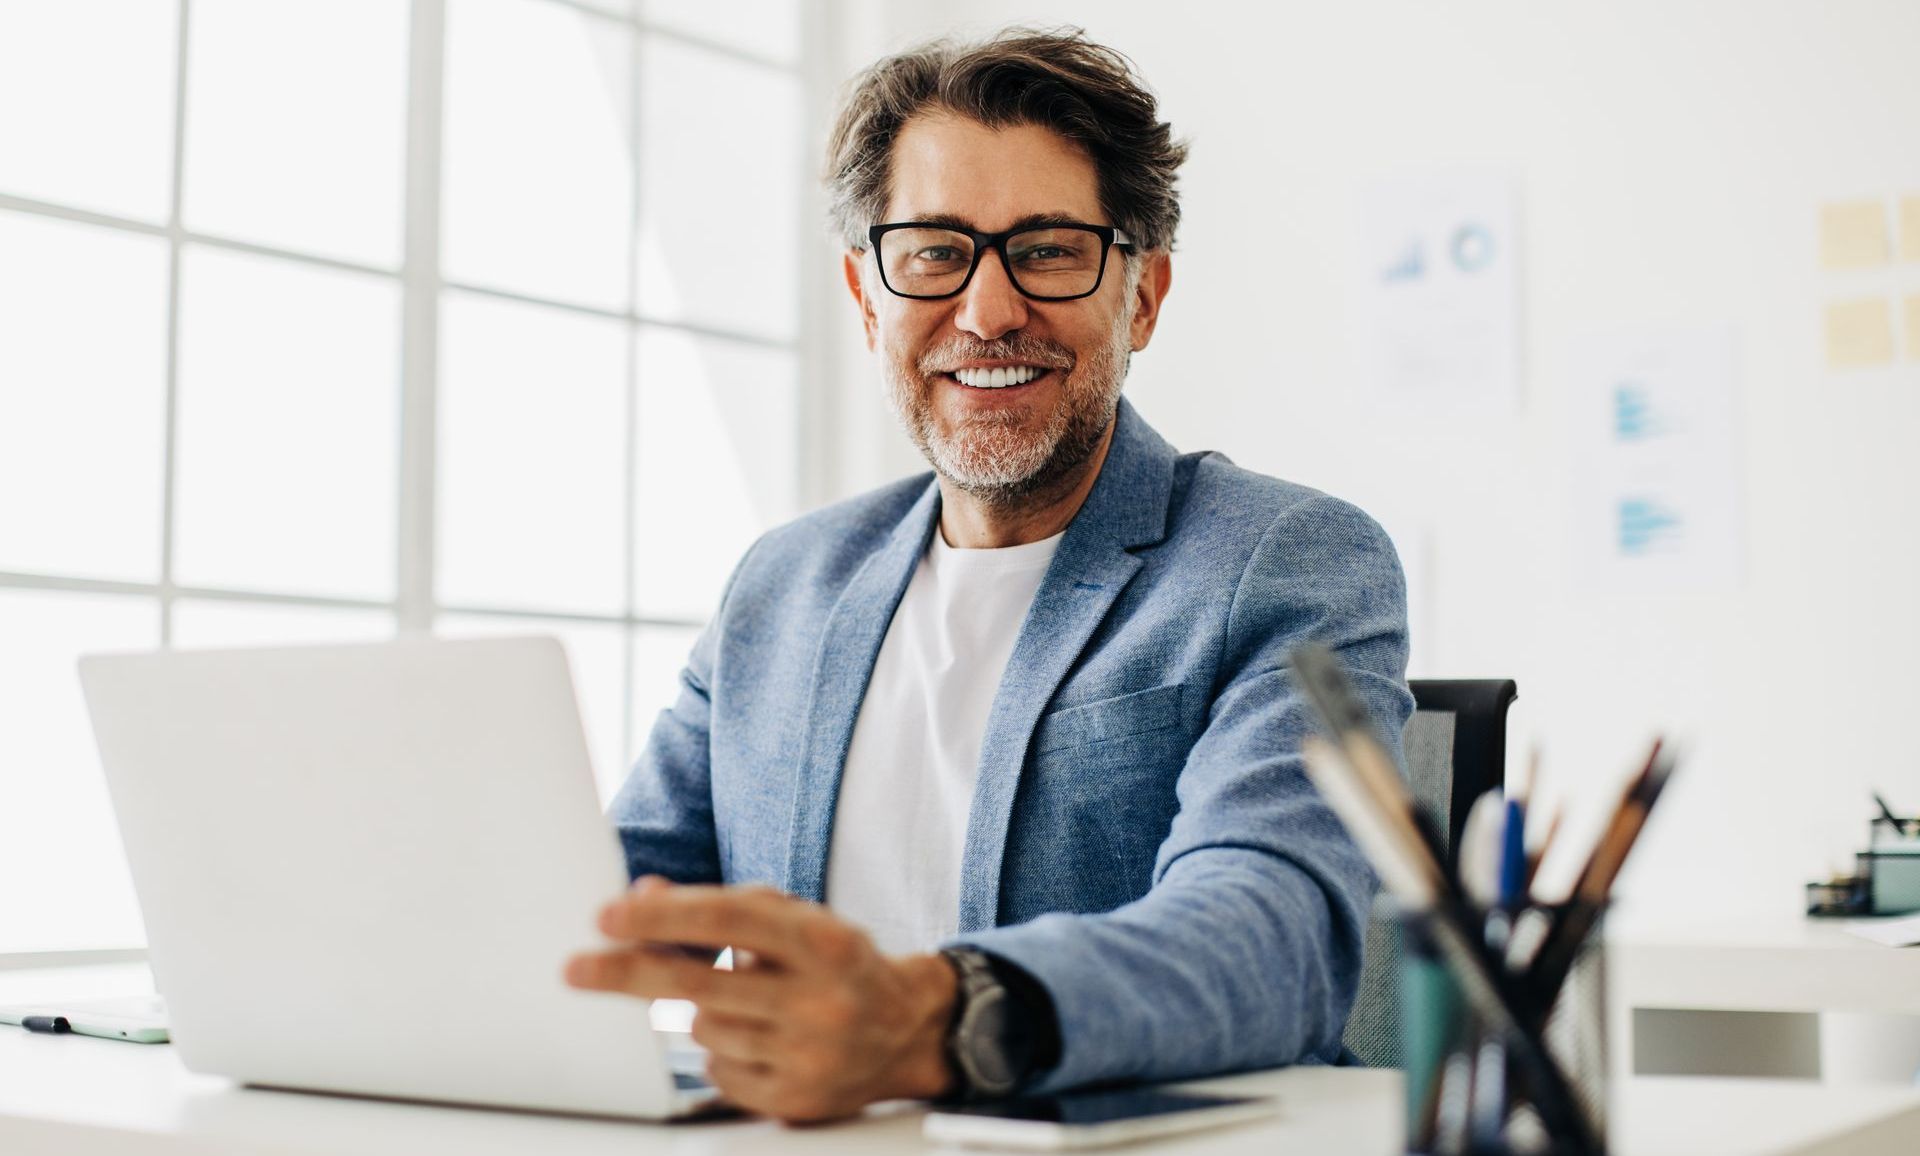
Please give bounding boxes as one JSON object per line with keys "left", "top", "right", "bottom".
{"left": 1526, "top": 741, "right": 1676, "bottom": 999}
{"left": 1524, "top": 807, "right": 1562, "bottom": 895}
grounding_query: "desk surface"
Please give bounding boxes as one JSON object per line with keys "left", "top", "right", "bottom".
{"left": 1610, "top": 915, "right": 1920, "bottom": 1015}
{"left": 7, "top": 961, "right": 1920, "bottom": 1155}
{"left": 6, "top": 1023, "right": 1920, "bottom": 1156}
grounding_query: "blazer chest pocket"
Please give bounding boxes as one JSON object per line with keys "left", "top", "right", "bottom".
{"left": 1034, "top": 682, "right": 1184, "bottom": 756}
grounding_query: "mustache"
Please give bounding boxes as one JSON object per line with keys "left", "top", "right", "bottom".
{"left": 918, "top": 335, "right": 1075, "bottom": 375}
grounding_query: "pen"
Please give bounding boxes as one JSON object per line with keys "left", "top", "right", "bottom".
{"left": 1507, "top": 750, "right": 1540, "bottom": 903}
{"left": 1469, "top": 1034, "right": 1508, "bottom": 1152}
{"left": 1570, "top": 741, "right": 1673, "bottom": 906}
{"left": 1458, "top": 791, "right": 1506, "bottom": 911}
{"left": 1527, "top": 741, "right": 1676, "bottom": 999}
{"left": 1525, "top": 807, "right": 1562, "bottom": 895}
{"left": 1499, "top": 793, "right": 1528, "bottom": 910}
{"left": 1433, "top": 1050, "right": 1473, "bottom": 1156}
{"left": 1873, "top": 792, "right": 1906, "bottom": 836}
{"left": 22, "top": 1015, "right": 71, "bottom": 1034}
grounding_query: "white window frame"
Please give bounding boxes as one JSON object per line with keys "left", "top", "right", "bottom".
{"left": 0, "top": 0, "right": 845, "bottom": 965}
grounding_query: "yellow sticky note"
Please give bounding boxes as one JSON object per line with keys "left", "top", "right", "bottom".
{"left": 1900, "top": 195, "right": 1920, "bottom": 263}
{"left": 1905, "top": 294, "right": 1920, "bottom": 362}
{"left": 1826, "top": 298, "right": 1894, "bottom": 368}
{"left": 1820, "top": 200, "right": 1889, "bottom": 269}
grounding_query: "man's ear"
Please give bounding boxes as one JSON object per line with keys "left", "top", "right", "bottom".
{"left": 1127, "top": 251, "right": 1173, "bottom": 352}
{"left": 843, "top": 250, "right": 879, "bottom": 351}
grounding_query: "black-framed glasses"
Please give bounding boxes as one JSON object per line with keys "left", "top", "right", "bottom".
{"left": 866, "top": 221, "right": 1134, "bottom": 301}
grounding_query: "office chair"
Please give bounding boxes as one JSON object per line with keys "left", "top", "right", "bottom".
{"left": 1340, "top": 678, "right": 1518, "bottom": 1069}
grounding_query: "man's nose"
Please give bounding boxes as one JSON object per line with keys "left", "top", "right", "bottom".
{"left": 951, "top": 249, "right": 1030, "bottom": 340}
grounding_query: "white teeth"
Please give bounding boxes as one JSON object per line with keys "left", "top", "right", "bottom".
{"left": 953, "top": 365, "right": 1045, "bottom": 388}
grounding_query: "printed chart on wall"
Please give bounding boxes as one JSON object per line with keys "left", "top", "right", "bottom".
{"left": 1353, "top": 170, "right": 1520, "bottom": 412}
{"left": 1564, "top": 328, "right": 1743, "bottom": 591}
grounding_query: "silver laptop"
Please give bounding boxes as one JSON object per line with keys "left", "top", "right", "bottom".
{"left": 77, "top": 636, "right": 718, "bottom": 1120}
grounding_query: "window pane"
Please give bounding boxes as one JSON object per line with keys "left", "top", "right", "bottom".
{"left": 173, "top": 246, "right": 400, "bottom": 600}
{"left": 436, "top": 614, "right": 628, "bottom": 804}
{"left": 182, "top": 0, "right": 407, "bottom": 267}
{"left": 0, "top": 213, "right": 168, "bottom": 582}
{"left": 637, "top": 37, "right": 800, "bottom": 340}
{"left": 170, "top": 600, "right": 395, "bottom": 649}
{"left": 629, "top": 623, "right": 699, "bottom": 767}
{"left": 444, "top": 0, "right": 633, "bottom": 310}
{"left": 633, "top": 329, "right": 797, "bottom": 618}
{"left": 0, "top": 0, "right": 178, "bottom": 223}
{"left": 0, "top": 590, "right": 158, "bottom": 952}
{"left": 438, "top": 292, "right": 628, "bottom": 616}
{"left": 642, "top": 0, "right": 798, "bottom": 64}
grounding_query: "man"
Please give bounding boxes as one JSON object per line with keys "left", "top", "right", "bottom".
{"left": 564, "top": 29, "right": 1412, "bottom": 1122}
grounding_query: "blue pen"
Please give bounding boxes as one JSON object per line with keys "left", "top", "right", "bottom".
{"left": 1499, "top": 794, "right": 1527, "bottom": 908}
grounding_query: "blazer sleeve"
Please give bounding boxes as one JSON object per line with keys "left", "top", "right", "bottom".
{"left": 606, "top": 540, "right": 765, "bottom": 886}
{"left": 949, "top": 495, "right": 1412, "bottom": 1093}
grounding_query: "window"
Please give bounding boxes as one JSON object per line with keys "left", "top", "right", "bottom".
{"left": 0, "top": 0, "right": 807, "bottom": 956}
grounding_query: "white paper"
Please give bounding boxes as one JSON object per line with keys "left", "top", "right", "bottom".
{"left": 1353, "top": 170, "right": 1520, "bottom": 412}
{"left": 1847, "top": 913, "right": 1920, "bottom": 947}
{"left": 1565, "top": 327, "right": 1744, "bottom": 590}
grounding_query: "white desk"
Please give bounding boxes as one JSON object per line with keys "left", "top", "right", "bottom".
{"left": 8, "top": 961, "right": 1920, "bottom": 1154}
{"left": 1612, "top": 917, "right": 1920, "bottom": 1018}
{"left": 6, "top": 1020, "right": 1920, "bottom": 1156}
{"left": 1610, "top": 916, "right": 1920, "bottom": 1081}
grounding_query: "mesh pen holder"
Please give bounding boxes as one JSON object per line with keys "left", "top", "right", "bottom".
{"left": 1398, "top": 905, "right": 1609, "bottom": 1156}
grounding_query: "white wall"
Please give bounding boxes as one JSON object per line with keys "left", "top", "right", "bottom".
{"left": 822, "top": 0, "right": 1920, "bottom": 922}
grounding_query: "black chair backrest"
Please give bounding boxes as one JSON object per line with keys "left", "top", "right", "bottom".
{"left": 1410, "top": 679, "right": 1517, "bottom": 871}
{"left": 1340, "top": 677, "right": 1517, "bottom": 1068}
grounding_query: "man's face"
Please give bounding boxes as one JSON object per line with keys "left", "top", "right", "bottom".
{"left": 845, "top": 113, "right": 1167, "bottom": 505}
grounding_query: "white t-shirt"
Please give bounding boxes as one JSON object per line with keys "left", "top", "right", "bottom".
{"left": 823, "top": 526, "right": 1065, "bottom": 957}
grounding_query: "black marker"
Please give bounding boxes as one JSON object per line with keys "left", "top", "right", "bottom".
{"left": 22, "top": 1015, "right": 71, "bottom": 1034}
{"left": 1874, "top": 792, "right": 1903, "bottom": 826}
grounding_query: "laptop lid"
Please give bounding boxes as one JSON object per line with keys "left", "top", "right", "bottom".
{"left": 78, "top": 636, "right": 680, "bottom": 1118}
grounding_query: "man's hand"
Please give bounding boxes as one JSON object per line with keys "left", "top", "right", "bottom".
{"left": 563, "top": 877, "right": 958, "bottom": 1122}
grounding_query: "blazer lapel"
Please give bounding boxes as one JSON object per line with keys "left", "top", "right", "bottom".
{"left": 955, "top": 399, "right": 1179, "bottom": 931}
{"left": 782, "top": 480, "right": 941, "bottom": 902}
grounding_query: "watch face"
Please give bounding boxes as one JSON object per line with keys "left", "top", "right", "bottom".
{"left": 958, "top": 984, "right": 1030, "bottom": 1094}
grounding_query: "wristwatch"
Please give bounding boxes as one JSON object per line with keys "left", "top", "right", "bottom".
{"left": 939, "top": 948, "right": 1042, "bottom": 1099}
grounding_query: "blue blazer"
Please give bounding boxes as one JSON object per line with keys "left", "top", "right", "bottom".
{"left": 610, "top": 399, "right": 1412, "bottom": 1093}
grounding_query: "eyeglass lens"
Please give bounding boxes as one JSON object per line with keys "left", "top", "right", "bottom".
{"left": 877, "top": 227, "right": 1109, "bottom": 299}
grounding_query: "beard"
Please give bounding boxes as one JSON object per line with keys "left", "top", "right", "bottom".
{"left": 880, "top": 302, "right": 1133, "bottom": 509}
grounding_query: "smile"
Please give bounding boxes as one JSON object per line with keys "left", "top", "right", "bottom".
{"left": 948, "top": 365, "right": 1050, "bottom": 389}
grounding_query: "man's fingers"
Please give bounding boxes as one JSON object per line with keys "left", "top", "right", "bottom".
{"left": 597, "top": 883, "right": 816, "bottom": 962}
{"left": 705, "top": 1054, "right": 778, "bottom": 1109}
{"left": 688, "top": 1008, "right": 773, "bottom": 1062}
{"left": 706, "top": 1056, "right": 845, "bottom": 1123}
{"left": 563, "top": 948, "right": 785, "bottom": 1017}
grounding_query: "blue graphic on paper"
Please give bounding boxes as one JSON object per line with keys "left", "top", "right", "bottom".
{"left": 1612, "top": 382, "right": 1659, "bottom": 441}
{"left": 1450, "top": 223, "right": 1495, "bottom": 272}
{"left": 1381, "top": 240, "right": 1424, "bottom": 283}
{"left": 1617, "top": 498, "right": 1681, "bottom": 556}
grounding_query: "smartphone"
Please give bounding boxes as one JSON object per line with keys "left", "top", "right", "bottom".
{"left": 923, "top": 1088, "right": 1278, "bottom": 1150}
{"left": 0, "top": 995, "right": 171, "bottom": 1044}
